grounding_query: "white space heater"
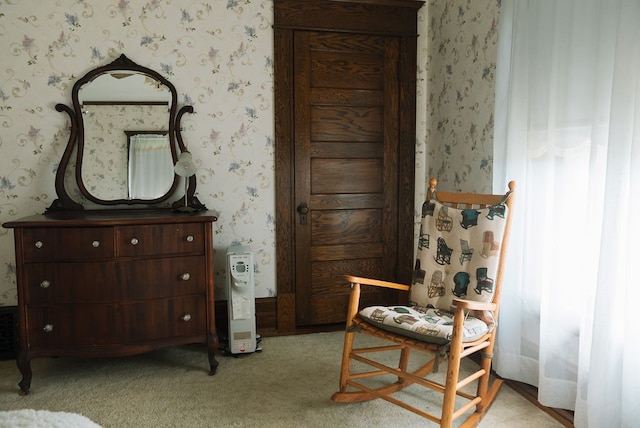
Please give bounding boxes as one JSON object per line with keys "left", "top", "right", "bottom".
{"left": 226, "top": 245, "right": 257, "bottom": 354}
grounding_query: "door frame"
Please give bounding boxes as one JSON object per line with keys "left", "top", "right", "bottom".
{"left": 273, "top": 0, "right": 423, "bottom": 333}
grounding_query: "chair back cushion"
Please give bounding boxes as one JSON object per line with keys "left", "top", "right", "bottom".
{"left": 411, "top": 198, "right": 509, "bottom": 312}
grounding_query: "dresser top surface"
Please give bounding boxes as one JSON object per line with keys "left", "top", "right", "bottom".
{"left": 3, "top": 209, "right": 218, "bottom": 229}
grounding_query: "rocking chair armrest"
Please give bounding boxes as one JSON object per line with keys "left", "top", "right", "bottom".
{"left": 344, "top": 275, "right": 411, "bottom": 291}
{"left": 451, "top": 298, "right": 497, "bottom": 312}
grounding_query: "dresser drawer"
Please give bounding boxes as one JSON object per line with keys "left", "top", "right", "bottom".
{"left": 116, "top": 223, "right": 205, "bottom": 257}
{"left": 21, "top": 227, "right": 115, "bottom": 262}
{"left": 23, "top": 262, "right": 123, "bottom": 305}
{"left": 121, "top": 256, "right": 207, "bottom": 300}
{"left": 26, "top": 304, "right": 124, "bottom": 347}
{"left": 126, "top": 296, "right": 206, "bottom": 342}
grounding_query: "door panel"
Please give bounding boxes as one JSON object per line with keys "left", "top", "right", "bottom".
{"left": 311, "top": 51, "right": 385, "bottom": 88}
{"left": 310, "top": 106, "right": 383, "bottom": 141}
{"left": 294, "top": 31, "right": 399, "bottom": 325}
{"left": 311, "top": 259, "right": 383, "bottom": 295}
{"left": 311, "top": 159, "right": 383, "bottom": 193}
{"left": 311, "top": 209, "right": 382, "bottom": 245}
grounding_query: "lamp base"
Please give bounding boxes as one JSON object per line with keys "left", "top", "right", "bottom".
{"left": 172, "top": 205, "right": 199, "bottom": 214}
{"left": 170, "top": 194, "right": 207, "bottom": 212}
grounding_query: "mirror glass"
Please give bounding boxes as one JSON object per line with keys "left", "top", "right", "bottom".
{"left": 78, "top": 72, "right": 173, "bottom": 201}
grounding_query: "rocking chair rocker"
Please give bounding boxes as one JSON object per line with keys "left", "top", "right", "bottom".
{"left": 331, "top": 178, "right": 515, "bottom": 427}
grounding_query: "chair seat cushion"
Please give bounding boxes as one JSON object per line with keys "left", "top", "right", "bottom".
{"left": 358, "top": 305, "right": 489, "bottom": 345}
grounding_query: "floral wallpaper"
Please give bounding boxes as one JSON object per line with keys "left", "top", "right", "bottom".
{"left": 0, "top": 0, "right": 498, "bottom": 307}
{"left": 424, "top": 0, "right": 500, "bottom": 194}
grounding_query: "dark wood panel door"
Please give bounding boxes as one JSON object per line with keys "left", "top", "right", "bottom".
{"left": 294, "top": 32, "right": 400, "bottom": 325}
{"left": 274, "top": 0, "right": 422, "bottom": 332}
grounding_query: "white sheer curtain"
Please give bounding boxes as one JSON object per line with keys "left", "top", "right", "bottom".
{"left": 128, "top": 134, "right": 174, "bottom": 199}
{"left": 493, "top": 0, "right": 640, "bottom": 426}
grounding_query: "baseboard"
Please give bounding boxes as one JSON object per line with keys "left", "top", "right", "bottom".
{"left": 214, "top": 297, "right": 345, "bottom": 338}
{"left": 504, "top": 379, "right": 575, "bottom": 427}
{"left": 215, "top": 297, "right": 278, "bottom": 337}
{"left": 0, "top": 306, "right": 18, "bottom": 360}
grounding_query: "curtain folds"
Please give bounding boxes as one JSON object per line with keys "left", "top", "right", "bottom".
{"left": 128, "top": 134, "right": 174, "bottom": 200}
{"left": 493, "top": 0, "right": 640, "bottom": 426}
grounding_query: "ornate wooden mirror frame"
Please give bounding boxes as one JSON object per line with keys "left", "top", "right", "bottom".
{"left": 49, "top": 54, "right": 205, "bottom": 212}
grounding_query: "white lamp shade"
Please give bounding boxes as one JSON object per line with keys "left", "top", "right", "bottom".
{"left": 174, "top": 151, "right": 196, "bottom": 177}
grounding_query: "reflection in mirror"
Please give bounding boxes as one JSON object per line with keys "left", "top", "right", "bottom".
{"left": 81, "top": 102, "right": 171, "bottom": 200}
{"left": 78, "top": 72, "right": 172, "bottom": 105}
{"left": 126, "top": 131, "right": 173, "bottom": 199}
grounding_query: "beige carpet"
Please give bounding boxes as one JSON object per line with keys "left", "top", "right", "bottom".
{"left": 0, "top": 331, "right": 562, "bottom": 427}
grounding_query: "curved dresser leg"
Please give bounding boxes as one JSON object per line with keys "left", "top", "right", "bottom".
{"left": 16, "top": 350, "right": 32, "bottom": 395}
{"left": 207, "top": 332, "right": 219, "bottom": 375}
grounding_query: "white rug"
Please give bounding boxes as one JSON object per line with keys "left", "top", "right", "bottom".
{"left": 0, "top": 409, "right": 101, "bottom": 428}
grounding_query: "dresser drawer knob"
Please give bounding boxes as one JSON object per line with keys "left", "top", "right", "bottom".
{"left": 40, "top": 280, "right": 51, "bottom": 289}
{"left": 182, "top": 314, "right": 192, "bottom": 322}
{"left": 92, "top": 240, "right": 101, "bottom": 248}
{"left": 181, "top": 273, "right": 191, "bottom": 281}
{"left": 186, "top": 235, "right": 194, "bottom": 243}
{"left": 43, "top": 324, "right": 53, "bottom": 333}
{"left": 130, "top": 237, "right": 139, "bottom": 245}
{"left": 35, "top": 241, "right": 43, "bottom": 249}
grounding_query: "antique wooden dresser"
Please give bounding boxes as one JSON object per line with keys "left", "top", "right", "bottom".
{"left": 4, "top": 211, "right": 219, "bottom": 394}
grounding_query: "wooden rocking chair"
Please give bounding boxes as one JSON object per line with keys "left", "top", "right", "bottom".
{"left": 331, "top": 178, "right": 515, "bottom": 427}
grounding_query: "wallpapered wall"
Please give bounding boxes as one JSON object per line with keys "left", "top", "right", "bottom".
{"left": 425, "top": 0, "right": 500, "bottom": 193}
{"left": 0, "top": 0, "right": 499, "bottom": 307}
